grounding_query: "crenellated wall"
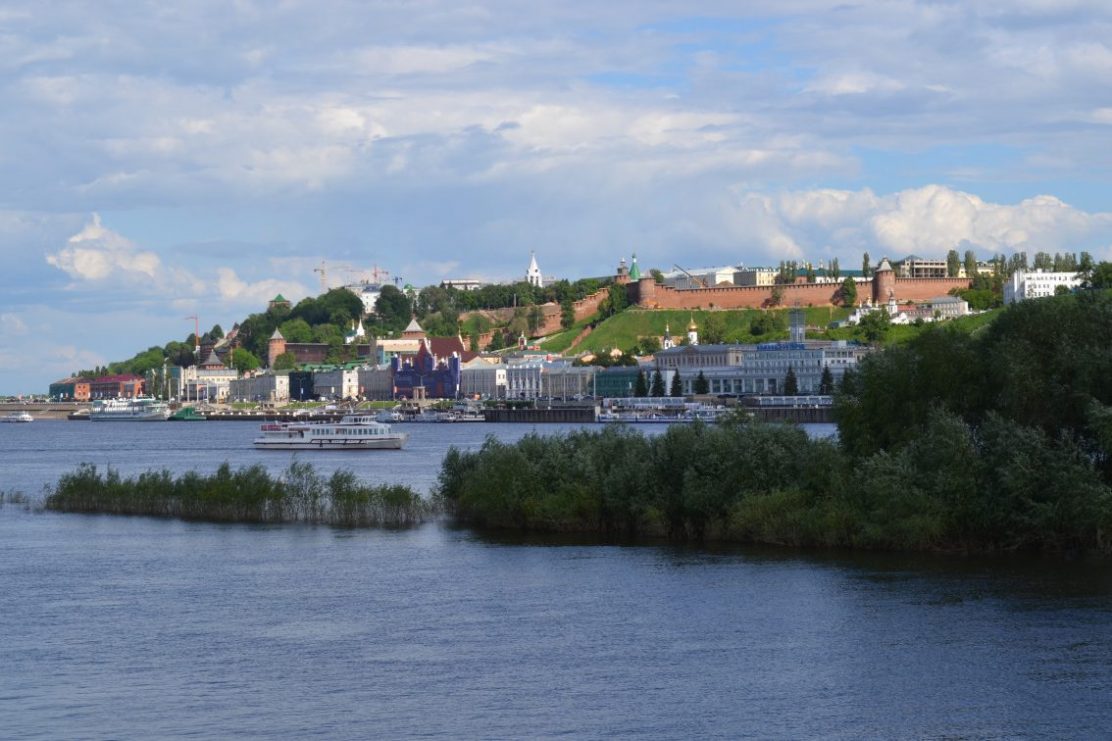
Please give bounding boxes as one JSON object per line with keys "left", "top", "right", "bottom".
{"left": 631, "top": 274, "right": 970, "bottom": 309}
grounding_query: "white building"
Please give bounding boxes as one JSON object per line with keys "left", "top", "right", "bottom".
{"left": 229, "top": 373, "right": 290, "bottom": 403}
{"left": 460, "top": 358, "right": 508, "bottom": 399}
{"left": 441, "top": 278, "right": 485, "bottom": 291}
{"left": 313, "top": 369, "right": 360, "bottom": 400}
{"left": 1004, "top": 269, "right": 1082, "bottom": 304}
{"left": 655, "top": 340, "right": 871, "bottom": 395}
{"left": 525, "top": 252, "right": 543, "bottom": 288}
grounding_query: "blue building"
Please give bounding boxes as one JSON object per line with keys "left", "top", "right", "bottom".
{"left": 391, "top": 339, "right": 462, "bottom": 399}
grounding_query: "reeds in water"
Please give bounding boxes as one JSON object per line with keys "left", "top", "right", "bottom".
{"left": 45, "top": 461, "right": 429, "bottom": 527}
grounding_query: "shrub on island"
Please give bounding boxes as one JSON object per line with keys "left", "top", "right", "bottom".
{"left": 45, "top": 461, "right": 428, "bottom": 527}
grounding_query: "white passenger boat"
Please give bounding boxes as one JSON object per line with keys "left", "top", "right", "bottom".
{"left": 89, "top": 396, "right": 170, "bottom": 422}
{"left": 1, "top": 411, "right": 33, "bottom": 423}
{"left": 254, "top": 414, "right": 408, "bottom": 450}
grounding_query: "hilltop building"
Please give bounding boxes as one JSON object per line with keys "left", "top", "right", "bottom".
{"left": 526, "top": 252, "right": 543, "bottom": 288}
{"left": 1004, "top": 269, "right": 1082, "bottom": 304}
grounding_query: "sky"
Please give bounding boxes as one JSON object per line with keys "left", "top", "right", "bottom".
{"left": 2, "top": 0, "right": 1112, "bottom": 393}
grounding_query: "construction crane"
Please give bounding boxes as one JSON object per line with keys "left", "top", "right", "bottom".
{"left": 672, "top": 264, "right": 708, "bottom": 289}
{"left": 313, "top": 260, "right": 328, "bottom": 292}
{"left": 184, "top": 315, "right": 200, "bottom": 357}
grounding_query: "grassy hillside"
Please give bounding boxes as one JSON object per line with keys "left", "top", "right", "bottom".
{"left": 540, "top": 307, "right": 851, "bottom": 354}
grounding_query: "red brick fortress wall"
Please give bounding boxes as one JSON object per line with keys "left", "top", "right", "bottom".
{"left": 631, "top": 275, "right": 970, "bottom": 310}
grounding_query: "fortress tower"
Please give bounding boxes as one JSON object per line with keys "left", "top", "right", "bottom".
{"left": 872, "top": 257, "right": 896, "bottom": 304}
{"left": 267, "top": 328, "right": 286, "bottom": 368}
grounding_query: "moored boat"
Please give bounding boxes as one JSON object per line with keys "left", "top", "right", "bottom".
{"left": 89, "top": 396, "right": 171, "bottom": 422}
{"left": 169, "top": 406, "right": 207, "bottom": 421}
{"left": 254, "top": 414, "right": 407, "bottom": 450}
{"left": 1, "top": 411, "right": 34, "bottom": 423}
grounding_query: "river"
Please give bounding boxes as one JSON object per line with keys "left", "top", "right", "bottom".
{"left": 2, "top": 420, "right": 1110, "bottom": 738}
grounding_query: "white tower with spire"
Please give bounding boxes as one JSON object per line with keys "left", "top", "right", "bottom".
{"left": 525, "top": 251, "right": 543, "bottom": 288}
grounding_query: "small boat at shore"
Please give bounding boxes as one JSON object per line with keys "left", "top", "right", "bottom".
{"left": 1, "top": 411, "right": 33, "bottom": 423}
{"left": 169, "top": 406, "right": 207, "bottom": 421}
{"left": 254, "top": 414, "right": 407, "bottom": 450}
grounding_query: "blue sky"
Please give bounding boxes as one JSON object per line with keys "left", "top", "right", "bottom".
{"left": 2, "top": 0, "right": 1112, "bottom": 392}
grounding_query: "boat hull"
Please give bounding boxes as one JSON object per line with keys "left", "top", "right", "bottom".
{"left": 90, "top": 413, "right": 170, "bottom": 421}
{"left": 253, "top": 436, "right": 406, "bottom": 450}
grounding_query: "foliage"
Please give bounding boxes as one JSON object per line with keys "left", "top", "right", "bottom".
{"left": 230, "top": 348, "right": 260, "bottom": 373}
{"left": 694, "top": 371, "right": 709, "bottom": 395}
{"left": 273, "top": 352, "right": 298, "bottom": 370}
{"left": 783, "top": 366, "right": 798, "bottom": 395}
{"left": 670, "top": 370, "right": 683, "bottom": 397}
{"left": 434, "top": 410, "right": 1112, "bottom": 554}
{"left": 818, "top": 366, "right": 834, "bottom": 395}
{"left": 840, "top": 277, "right": 857, "bottom": 307}
{"left": 46, "top": 462, "right": 429, "bottom": 527}
{"left": 634, "top": 370, "right": 648, "bottom": 397}
{"left": 650, "top": 370, "right": 666, "bottom": 397}
{"left": 856, "top": 308, "right": 890, "bottom": 342}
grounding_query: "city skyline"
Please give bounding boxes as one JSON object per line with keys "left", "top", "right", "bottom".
{"left": 2, "top": 1, "right": 1112, "bottom": 392}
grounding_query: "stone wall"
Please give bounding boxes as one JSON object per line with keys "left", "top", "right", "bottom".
{"left": 631, "top": 274, "right": 970, "bottom": 309}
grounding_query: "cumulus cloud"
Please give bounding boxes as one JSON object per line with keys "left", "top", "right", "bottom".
{"left": 215, "top": 267, "right": 306, "bottom": 306}
{"left": 726, "top": 185, "right": 1112, "bottom": 263}
{"left": 46, "top": 213, "right": 161, "bottom": 281}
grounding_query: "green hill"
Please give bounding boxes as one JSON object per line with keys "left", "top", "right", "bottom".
{"left": 540, "top": 306, "right": 851, "bottom": 354}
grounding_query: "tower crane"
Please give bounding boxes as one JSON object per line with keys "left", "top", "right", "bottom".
{"left": 313, "top": 260, "right": 328, "bottom": 292}
{"left": 672, "top": 264, "right": 708, "bottom": 289}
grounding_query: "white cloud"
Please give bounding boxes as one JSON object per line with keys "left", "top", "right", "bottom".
{"left": 215, "top": 267, "right": 306, "bottom": 306}
{"left": 725, "top": 185, "right": 1112, "bottom": 263}
{"left": 0, "top": 312, "right": 28, "bottom": 336}
{"left": 46, "top": 213, "right": 162, "bottom": 281}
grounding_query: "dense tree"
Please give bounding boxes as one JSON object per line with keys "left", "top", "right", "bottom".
{"left": 231, "top": 348, "right": 260, "bottom": 373}
{"left": 818, "top": 366, "right": 835, "bottom": 395}
{"left": 634, "top": 370, "right": 649, "bottom": 397}
{"left": 963, "top": 250, "right": 977, "bottom": 279}
{"left": 694, "top": 371, "right": 709, "bottom": 395}
{"left": 862, "top": 252, "right": 872, "bottom": 279}
{"left": 1087, "top": 262, "right": 1112, "bottom": 289}
{"left": 650, "top": 268, "right": 664, "bottom": 284}
{"left": 701, "top": 313, "right": 727, "bottom": 344}
{"left": 604, "top": 283, "right": 629, "bottom": 316}
{"left": 749, "top": 311, "right": 784, "bottom": 337}
{"left": 279, "top": 318, "right": 313, "bottom": 343}
{"left": 374, "top": 285, "right": 413, "bottom": 333}
{"left": 840, "top": 277, "right": 858, "bottom": 307}
{"left": 527, "top": 305, "right": 545, "bottom": 335}
{"left": 650, "top": 370, "right": 666, "bottom": 397}
{"left": 769, "top": 285, "right": 784, "bottom": 307}
{"left": 670, "top": 370, "right": 683, "bottom": 397}
{"left": 946, "top": 249, "right": 961, "bottom": 277}
{"left": 273, "top": 352, "right": 298, "bottom": 370}
{"left": 560, "top": 299, "right": 575, "bottom": 329}
{"left": 1032, "top": 251, "right": 1053, "bottom": 270}
{"left": 783, "top": 365, "right": 799, "bottom": 395}
{"left": 857, "top": 309, "right": 891, "bottom": 342}
{"left": 830, "top": 257, "right": 841, "bottom": 280}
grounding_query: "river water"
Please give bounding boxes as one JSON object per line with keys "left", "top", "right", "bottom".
{"left": 2, "top": 421, "right": 1111, "bottom": 738}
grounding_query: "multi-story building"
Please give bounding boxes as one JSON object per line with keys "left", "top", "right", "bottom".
{"left": 49, "top": 377, "right": 91, "bottom": 401}
{"left": 89, "top": 374, "right": 145, "bottom": 399}
{"left": 654, "top": 340, "right": 870, "bottom": 395}
{"left": 313, "top": 368, "right": 360, "bottom": 400}
{"left": 1004, "top": 269, "right": 1082, "bottom": 304}
{"left": 229, "top": 373, "right": 290, "bottom": 403}
{"left": 357, "top": 366, "right": 395, "bottom": 400}
{"left": 733, "top": 267, "right": 778, "bottom": 286}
